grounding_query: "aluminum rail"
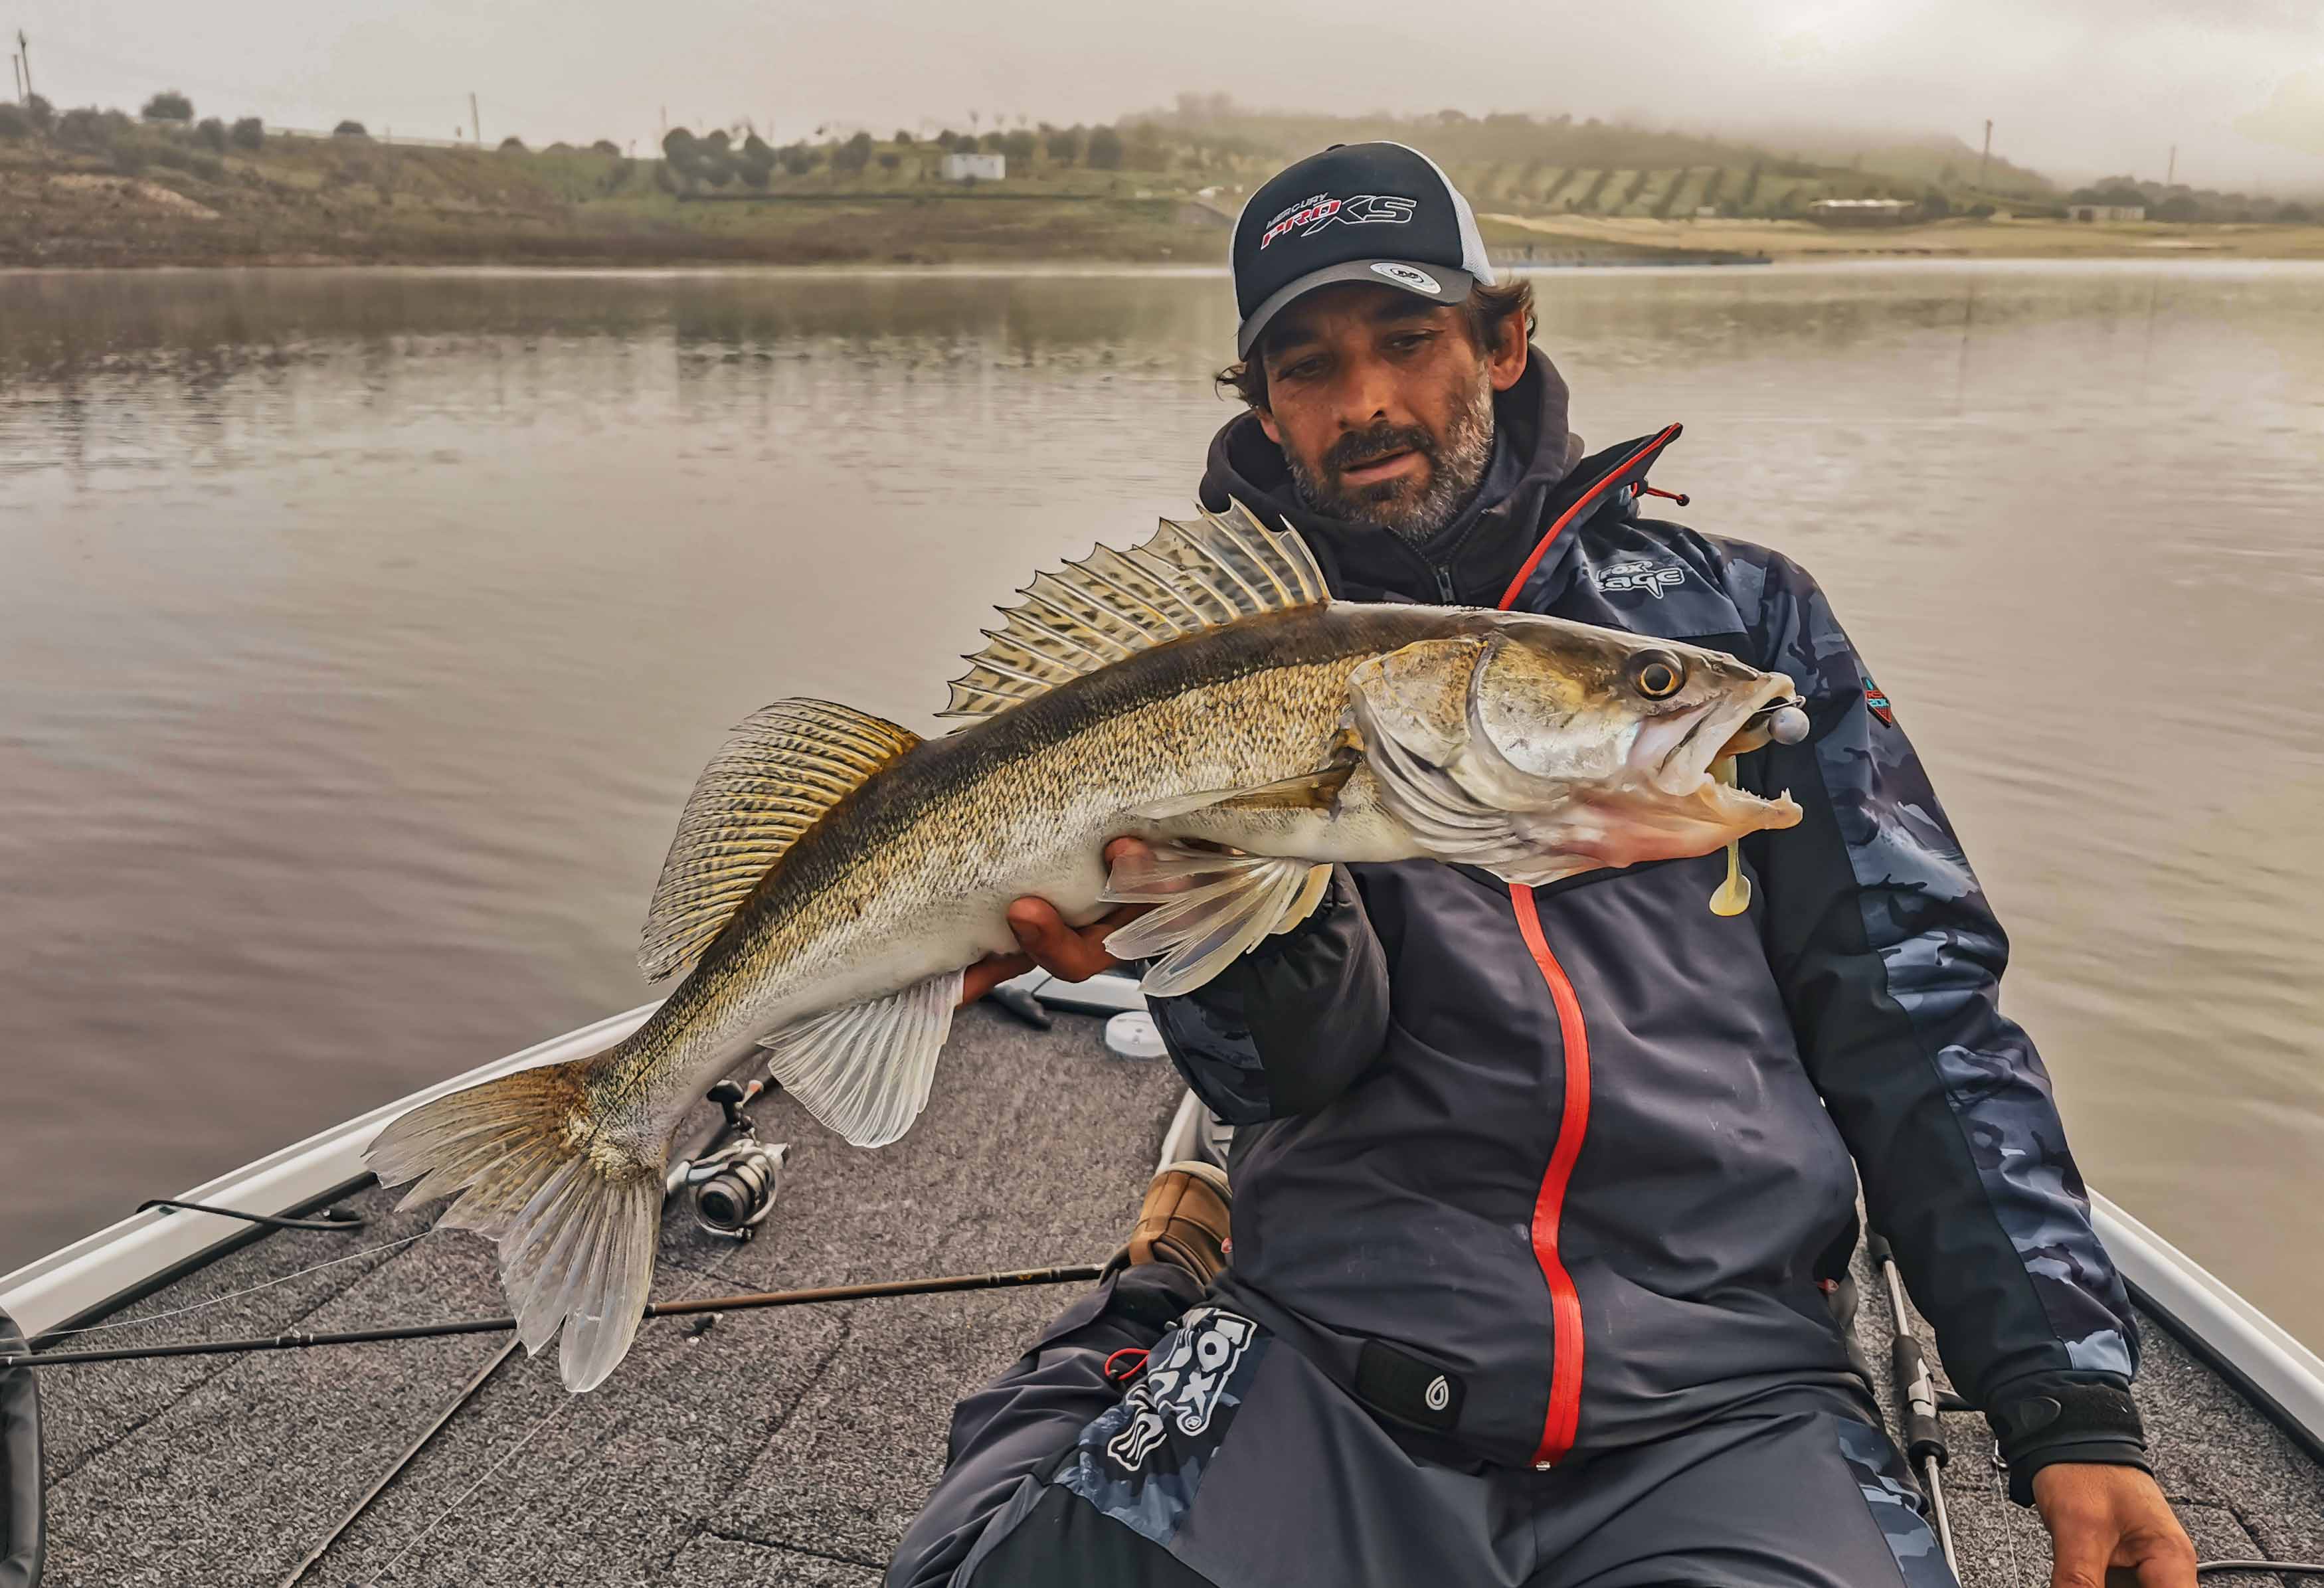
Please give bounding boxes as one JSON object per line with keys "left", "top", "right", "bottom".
{"left": 2091, "top": 1191, "right": 2324, "bottom": 1462}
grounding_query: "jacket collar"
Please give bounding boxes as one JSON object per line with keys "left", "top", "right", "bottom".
{"left": 1199, "top": 348, "right": 1677, "bottom": 608}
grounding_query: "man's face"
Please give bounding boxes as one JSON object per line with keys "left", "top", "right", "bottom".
{"left": 1255, "top": 282, "right": 1528, "bottom": 543}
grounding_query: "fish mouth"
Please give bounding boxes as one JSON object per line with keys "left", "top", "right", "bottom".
{"left": 1631, "top": 675, "right": 1802, "bottom": 809}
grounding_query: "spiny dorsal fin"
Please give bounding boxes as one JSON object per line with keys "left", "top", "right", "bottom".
{"left": 939, "top": 500, "right": 1329, "bottom": 723}
{"left": 639, "top": 699, "right": 919, "bottom": 981}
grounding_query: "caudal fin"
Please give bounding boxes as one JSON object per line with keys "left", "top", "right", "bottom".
{"left": 364, "top": 1055, "right": 664, "bottom": 1393}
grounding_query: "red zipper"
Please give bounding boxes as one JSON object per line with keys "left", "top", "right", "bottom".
{"left": 1509, "top": 885, "right": 1590, "bottom": 1467}
{"left": 1494, "top": 426, "right": 1678, "bottom": 1466}
{"left": 1493, "top": 423, "right": 1682, "bottom": 610}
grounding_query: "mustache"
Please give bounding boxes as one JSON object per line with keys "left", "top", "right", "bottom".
{"left": 1325, "top": 423, "right": 1436, "bottom": 478}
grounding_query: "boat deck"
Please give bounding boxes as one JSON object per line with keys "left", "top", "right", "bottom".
{"left": 27, "top": 1002, "right": 2324, "bottom": 1586}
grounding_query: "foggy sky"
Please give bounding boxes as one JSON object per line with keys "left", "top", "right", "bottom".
{"left": 11, "top": 0, "right": 2323, "bottom": 193}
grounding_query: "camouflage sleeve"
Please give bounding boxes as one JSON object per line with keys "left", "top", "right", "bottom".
{"left": 1147, "top": 867, "right": 1392, "bottom": 1126}
{"left": 1722, "top": 545, "right": 2141, "bottom": 1431}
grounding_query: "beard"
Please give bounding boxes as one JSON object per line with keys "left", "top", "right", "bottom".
{"left": 1286, "top": 364, "right": 1498, "bottom": 547}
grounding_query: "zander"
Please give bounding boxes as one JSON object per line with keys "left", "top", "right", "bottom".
{"left": 367, "top": 505, "right": 1802, "bottom": 1391}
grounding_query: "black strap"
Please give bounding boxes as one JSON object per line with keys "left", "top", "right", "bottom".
{"left": 136, "top": 1199, "right": 366, "bottom": 1233}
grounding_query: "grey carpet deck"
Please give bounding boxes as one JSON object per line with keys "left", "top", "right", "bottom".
{"left": 28, "top": 1000, "right": 2324, "bottom": 1585}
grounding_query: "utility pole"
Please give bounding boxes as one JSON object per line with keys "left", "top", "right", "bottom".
{"left": 10, "top": 53, "right": 21, "bottom": 105}
{"left": 470, "top": 92, "right": 480, "bottom": 147}
{"left": 1977, "top": 120, "right": 1991, "bottom": 191}
{"left": 2166, "top": 145, "right": 2177, "bottom": 186}
{"left": 16, "top": 29, "right": 31, "bottom": 104}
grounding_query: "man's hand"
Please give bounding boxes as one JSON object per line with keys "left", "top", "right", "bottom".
{"left": 958, "top": 838, "right": 1155, "bottom": 1006}
{"left": 2034, "top": 1464, "right": 2197, "bottom": 1588}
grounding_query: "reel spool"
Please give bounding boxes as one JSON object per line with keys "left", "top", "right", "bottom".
{"left": 675, "top": 1080, "right": 790, "bottom": 1241}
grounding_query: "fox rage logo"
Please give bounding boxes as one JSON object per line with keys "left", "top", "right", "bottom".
{"left": 1259, "top": 192, "right": 1418, "bottom": 249}
{"left": 1597, "top": 558, "right": 1689, "bottom": 600}
{"left": 1105, "top": 1308, "right": 1258, "bottom": 1472}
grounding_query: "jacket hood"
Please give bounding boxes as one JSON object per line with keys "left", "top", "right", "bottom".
{"left": 1200, "top": 347, "right": 1625, "bottom": 606}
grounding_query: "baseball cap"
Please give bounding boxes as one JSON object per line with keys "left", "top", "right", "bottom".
{"left": 1230, "top": 141, "right": 1496, "bottom": 359}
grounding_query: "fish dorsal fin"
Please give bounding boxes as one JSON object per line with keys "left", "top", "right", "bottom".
{"left": 638, "top": 699, "right": 920, "bottom": 981}
{"left": 939, "top": 500, "right": 1329, "bottom": 723}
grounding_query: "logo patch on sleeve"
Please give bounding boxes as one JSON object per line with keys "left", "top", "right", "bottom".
{"left": 1057, "top": 1306, "right": 1268, "bottom": 1547}
{"left": 1863, "top": 679, "right": 1895, "bottom": 728}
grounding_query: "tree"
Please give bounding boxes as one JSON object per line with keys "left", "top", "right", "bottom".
{"left": 334, "top": 120, "right": 369, "bottom": 137}
{"left": 141, "top": 90, "right": 193, "bottom": 123}
{"left": 2275, "top": 201, "right": 2313, "bottom": 224}
{"left": 833, "top": 129, "right": 874, "bottom": 175}
{"left": 1001, "top": 128, "right": 1035, "bottom": 163}
{"left": 230, "top": 116, "right": 264, "bottom": 150}
{"left": 894, "top": 129, "right": 914, "bottom": 145}
{"left": 980, "top": 130, "right": 1004, "bottom": 153}
{"left": 1087, "top": 124, "right": 1124, "bottom": 170}
{"left": 591, "top": 139, "right": 620, "bottom": 156}
{"left": 1919, "top": 186, "right": 1950, "bottom": 219}
{"left": 56, "top": 108, "right": 111, "bottom": 149}
{"left": 0, "top": 104, "right": 27, "bottom": 141}
{"left": 780, "top": 141, "right": 816, "bottom": 176}
{"left": 499, "top": 135, "right": 527, "bottom": 152}
{"left": 741, "top": 131, "right": 775, "bottom": 176}
{"left": 877, "top": 151, "right": 900, "bottom": 171}
{"left": 25, "top": 94, "right": 53, "bottom": 135}
{"left": 738, "top": 157, "right": 769, "bottom": 189}
{"left": 1045, "top": 124, "right": 1083, "bottom": 164}
{"left": 194, "top": 116, "right": 227, "bottom": 151}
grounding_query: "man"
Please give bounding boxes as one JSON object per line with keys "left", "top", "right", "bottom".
{"left": 897, "top": 143, "right": 2196, "bottom": 1587}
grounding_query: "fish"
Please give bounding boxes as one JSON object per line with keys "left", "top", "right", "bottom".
{"left": 365, "top": 505, "right": 1803, "bottom": 1391}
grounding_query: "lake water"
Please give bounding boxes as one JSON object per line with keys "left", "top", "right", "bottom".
{"left": 3, "top": 262, "right": 2321, "bottom": 1352}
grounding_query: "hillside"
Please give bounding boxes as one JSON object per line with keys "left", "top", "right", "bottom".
{"left": 1, "top": 98, "right": 2318, "bottom": 268}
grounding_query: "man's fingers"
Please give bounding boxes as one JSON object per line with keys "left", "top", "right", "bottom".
{"left": 2047, "top": 1519, "right": 2111, "bottom": 1588}
{"left": 2127, "top": 1531, "right": 2199, "bottom": 1588}
{"left": 958, "top": 952, "right": 1034, "bottom": 1008}
{"left": 1008, "top": 899, "right": 1121, "bottom": 982}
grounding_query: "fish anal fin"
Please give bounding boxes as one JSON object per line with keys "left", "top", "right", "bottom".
{"left": 640, "top": 699, "right": 920, "bottom": 982}
{"left": 1101, "top": 842, "right": 1324, "bottom": 997}
{"left": 939, "top": 502, "right": 1330, "bottom": 725}
{"left": 756, "top": 968, "right": 963, "bottom": 1148}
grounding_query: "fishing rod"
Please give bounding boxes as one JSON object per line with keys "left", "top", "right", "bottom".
{"left": 1867, "top": 1231, "right": 1959, "bottom": 1581}
{"left": 1, "top": 1263, "right": 1105, "bottom": 1371}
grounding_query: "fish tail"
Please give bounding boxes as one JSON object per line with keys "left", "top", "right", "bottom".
{"left": 364, "top": 1051, "right": 665, "bottom": 1393}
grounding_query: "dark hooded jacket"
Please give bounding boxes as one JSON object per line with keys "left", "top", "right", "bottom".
{"left": 1150, "top": 348, "right": 2147, "bottom": 1498}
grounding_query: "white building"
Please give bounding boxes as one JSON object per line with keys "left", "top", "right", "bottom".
{"left": 2067, "top": 203, "right": 2145, "bottom": 222}
{"left": 942, "top": 152, "right": 1005, "bottom": 182}
{"left": 1807, "top": 198, "right": 1916, "bottom": 227}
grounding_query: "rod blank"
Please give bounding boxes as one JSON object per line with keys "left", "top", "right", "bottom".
{"left": 3, "top": 1263, "right": 1105, "bottom": 1369}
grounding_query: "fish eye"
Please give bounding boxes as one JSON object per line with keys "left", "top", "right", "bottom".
{"left": 1629, "top": 652, "right": 1687, "bottom": 701}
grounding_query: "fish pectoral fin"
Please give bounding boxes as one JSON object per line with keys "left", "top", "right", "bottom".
{"left": 640, "top": 699, "right": 921, "bottom": 983}
{"left": 1100, "top": 842, "right": 1326, "bottom": 998}
{"left": 755, "top": 968, "right": 964, "bottom": 1148}
{"left": 1270, "top": 862, "right": 1334, "bottom": 935}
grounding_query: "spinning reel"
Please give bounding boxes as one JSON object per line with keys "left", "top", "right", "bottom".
{"left": 671, "top": 1079, "right": 790, "bottom": 1241}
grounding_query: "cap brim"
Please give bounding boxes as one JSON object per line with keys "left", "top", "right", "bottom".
{"left": 1235, "top": 261, "right": 1478, "bottom": 359}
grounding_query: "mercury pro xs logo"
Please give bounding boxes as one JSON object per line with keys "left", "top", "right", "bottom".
{"left": 1260, "top": 192, "right": 1418, "bottom": 249}
{"left": 1105, "top": 1308, "right": 1259, "bottom": 1472}
{"left": 1597, "top": 558, "right": 1689, "bottom": 600}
